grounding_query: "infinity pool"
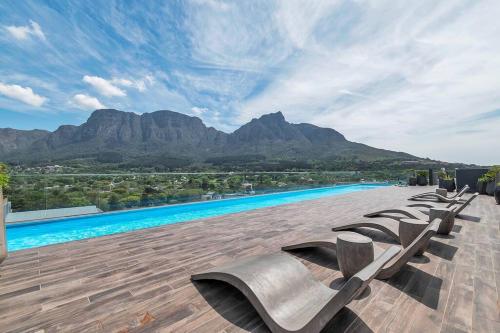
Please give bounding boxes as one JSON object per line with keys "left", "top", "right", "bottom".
{"left": 6, "top": 183, "right": 389, "bottom": 251}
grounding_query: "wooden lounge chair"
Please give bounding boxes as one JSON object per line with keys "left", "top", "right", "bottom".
{"left": 364, "top": 205, "right": 456, "bottom": 221}
{"left": 191, "top": 248, "right": 399, "bottom": 333}
{"left": 284, "top": 220, "right": 440, "bottom": 280}
{"left": 361, "top": 206, "right": 456, "bottom": 234}
{"left": 332, "top": 217, "right": 439, "bottom": 247}
{"left": 407, "top": 193, "right": 479, "bottom": 217}
{"left": 408, "top": 185, "right": 469, "bottom": 202}
{"left": 416, "top": 185, "right": 469, "bottom": 198}
{"left": 364, "top": 206, "right": 435, "bottom": 221}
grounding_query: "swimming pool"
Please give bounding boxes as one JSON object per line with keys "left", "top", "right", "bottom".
{"left": 6, "top": 183, "right": 389, "bottom": 251}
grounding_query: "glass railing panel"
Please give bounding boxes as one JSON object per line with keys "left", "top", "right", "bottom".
{"left": 5, "top": 171, "right": 407, "bottom": 215}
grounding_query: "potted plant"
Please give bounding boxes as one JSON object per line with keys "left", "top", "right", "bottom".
{"left": 486, "top": 178, "right": 496, "bottom": 196}
{"left": 438, "top": 173, "right": 456, "bottom": 192}
{"left": 495, "top": 182, "right": 500, "bottom": 204}
{"left": 416, "top": 170, "right": 428, "bottom": 186}
{"left": 477, "top": 175, "right": 488, "bottom": 194}
{"left": 484, "top": 165, "right": 500, "bottom": 196}
{"left": 408, "top": 170, "right": 417, "bottom": 186}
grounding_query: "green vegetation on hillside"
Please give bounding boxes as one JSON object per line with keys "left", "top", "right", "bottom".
{"left": 0, "top": 163, "right": 9, "bottom": 190}
{"left": 6, "top": 171, "right": 405, "bottom": 213}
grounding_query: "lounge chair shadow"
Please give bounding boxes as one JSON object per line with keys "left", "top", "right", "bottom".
{"left": 434, "top": 234, "right": 455, "bottom": 240}
{"left": 193, "top": 280, "right": 267, "bottom": 331}
{"left": 457, "top": 214, "right": 481, "bottom": 222}
{"left": 321, "top": 307, "right": 374, "bottom": 332}
{"left": 285, "top": 247, "right": 340, "bottom": 270}
{"left": 426, "top": 239, "right": 458, "bottom": 260}
{"left": 409, "top": 197, "right": 440, "bottom": 202}
{"left": 329, "top": 277, "right": 372, "bottom": 300}
{"left": 408, "top": 254, "right": 430, "bottom": 264}
{"left": 387, "top": 266, "right": 443, "bottom": 309}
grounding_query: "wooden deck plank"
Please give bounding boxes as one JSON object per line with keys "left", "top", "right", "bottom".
{"left": 0, "top": 186, "right": 498, "bottom": 332}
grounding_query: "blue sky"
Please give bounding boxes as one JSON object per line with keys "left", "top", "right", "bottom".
{"left": 1, "top": 0, "right": 499, "bottom": 165}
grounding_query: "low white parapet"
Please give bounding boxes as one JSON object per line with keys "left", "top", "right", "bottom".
{"left": 6, "top": 205, "right": 102, "bottom": 224}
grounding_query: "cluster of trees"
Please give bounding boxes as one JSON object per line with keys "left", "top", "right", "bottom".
{"left": 4, "top": 170, "right": 404, "bottom": 213}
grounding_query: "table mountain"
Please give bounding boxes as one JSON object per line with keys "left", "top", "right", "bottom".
{"left": 0, "top": 109, "right": 417, "bottom": 165}
{"left": 0, "top": 128, "right": 50, "bottom": 156}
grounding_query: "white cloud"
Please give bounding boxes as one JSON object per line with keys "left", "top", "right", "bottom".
{"left": 72, "top": 94, "right": 105, "bottom": 110}
{"left": 111, "top": 75, "right": 154, "bottom": 92}
{"left": 0, "top": 82, "right": 47, "bottom": 106}
{"left": 184, "top": 1, "right": 292, "bottom": 72}
{"left": 274, "top": 0, "right": 339, "bottom": 49}
{"left": 230, "top": 0, "right": 500, "bottom": 164}
{"left": 192, "top": 0, "right": 231, "bottom": 11}
{"left": 2, "top": 1, "right": 500, "bottom": 164}
{"left": 5, "top": 20, "right": 46, "bottom": 41}
{"left": 83, "top": 75, "right": 126, "bottom": 97}
{"left": 82, "top": 75, "right": 154, "bottom": 97}
{"left": 191, "top": 106, "right": 208, "bottom": 116}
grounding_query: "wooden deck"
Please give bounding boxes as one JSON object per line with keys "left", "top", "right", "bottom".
{"left": 0, "top": 186, "right": 499, "bottom": 332}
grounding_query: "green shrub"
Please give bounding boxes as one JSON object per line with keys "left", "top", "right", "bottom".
{"left": 0, "top": 162, "right": 9, "bottom": 190}
{"left": 416, "top": 170, "right": 428, "bottom": 177}
{"left": 441, "top": 174, "right": 453, "bottom": 180}
{"left": 479, "top": 174, "right": 491, "bottom": 182}
{"left": 438, "top": 170, "right": 453, "bottom": 180}
{"left": 482, "top": 165, "right": 500, "bottom": 182}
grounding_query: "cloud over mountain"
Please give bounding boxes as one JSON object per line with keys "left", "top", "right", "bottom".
{"left": 1, "top": 1, "right": 499, "bottom": 164}
{"left": 0, "top": 82, "right": 46, "bottom": 107}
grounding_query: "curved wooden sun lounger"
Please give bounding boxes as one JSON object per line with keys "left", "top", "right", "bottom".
{"left": 284, "top": 220, "right": 440, "bottom": 280}
{"left": 416, "top": 185, "right": 469, "bottom": 199}
{"left": 364, "top": 206, "right": 432, "bottom": 221}
{"left": 408, "top": 185, "right": 469, "bottom": 202}
{"left": 332, "top": 218, "right": 436, "bottom": 246}
{"left": 191, "top": 249, "right": 399, "bottom": 333}
{"left": 332, "top": 218, "right": 398, "bottom": 242}
{"left": 362, "top": 205, "right": 456, "bottom": 234}
{"left": 407, "top": 193, "right": 479, "bottom": 216}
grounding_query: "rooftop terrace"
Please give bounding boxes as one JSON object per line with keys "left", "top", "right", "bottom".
{"left": 0, "top": 186, "right": 499, "bottom": 332}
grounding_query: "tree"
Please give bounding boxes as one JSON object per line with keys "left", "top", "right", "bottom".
{"left": 201, "top": 177, "right": 209, "bottom": 191}
{"left": 0, "top": 163, "right": 9, "bottom": 191}
{"left": 108, "top": 193, "right": 121, "bottom": 210}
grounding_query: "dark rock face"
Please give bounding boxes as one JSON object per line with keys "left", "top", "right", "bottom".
{"left": 33, "top": 109, "right": 228, "bottom": 158}
{"left": 0, "top": 128, "right": 50, "bottom": 155}
{"left": 0, "top": 109, "right": 417, "bottom": 164}
{"left": 294, "top": 123, "right": 345, "bottom": 143}
{"left": 231, "top": 112, "right": 308, "bottom": 143}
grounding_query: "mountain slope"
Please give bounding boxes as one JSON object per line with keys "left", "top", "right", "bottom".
{"left": 0, "top": 128, "right": 50, "bottom": 155}
{"left": 226, "top": 111, "right": 413, "bottom": 161}
{"left": 0, "top": 109, "right": 419, "bottom": 165}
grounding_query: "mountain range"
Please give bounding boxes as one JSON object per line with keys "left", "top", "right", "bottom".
{"left": 0, "top": 109, "right": 419, "bottom": 167}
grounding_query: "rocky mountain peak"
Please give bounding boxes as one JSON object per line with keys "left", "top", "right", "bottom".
{"left": 0, "top": 109, "right": 418, "bottom": 164}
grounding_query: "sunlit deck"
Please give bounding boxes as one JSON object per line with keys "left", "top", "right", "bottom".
{"left": 0, "top": 186, "right": 499, "bottom": 332}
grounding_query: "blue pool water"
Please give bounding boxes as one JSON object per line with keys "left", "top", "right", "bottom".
{"left": 6, "top": 183, "right": 389, "bottom": 251}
